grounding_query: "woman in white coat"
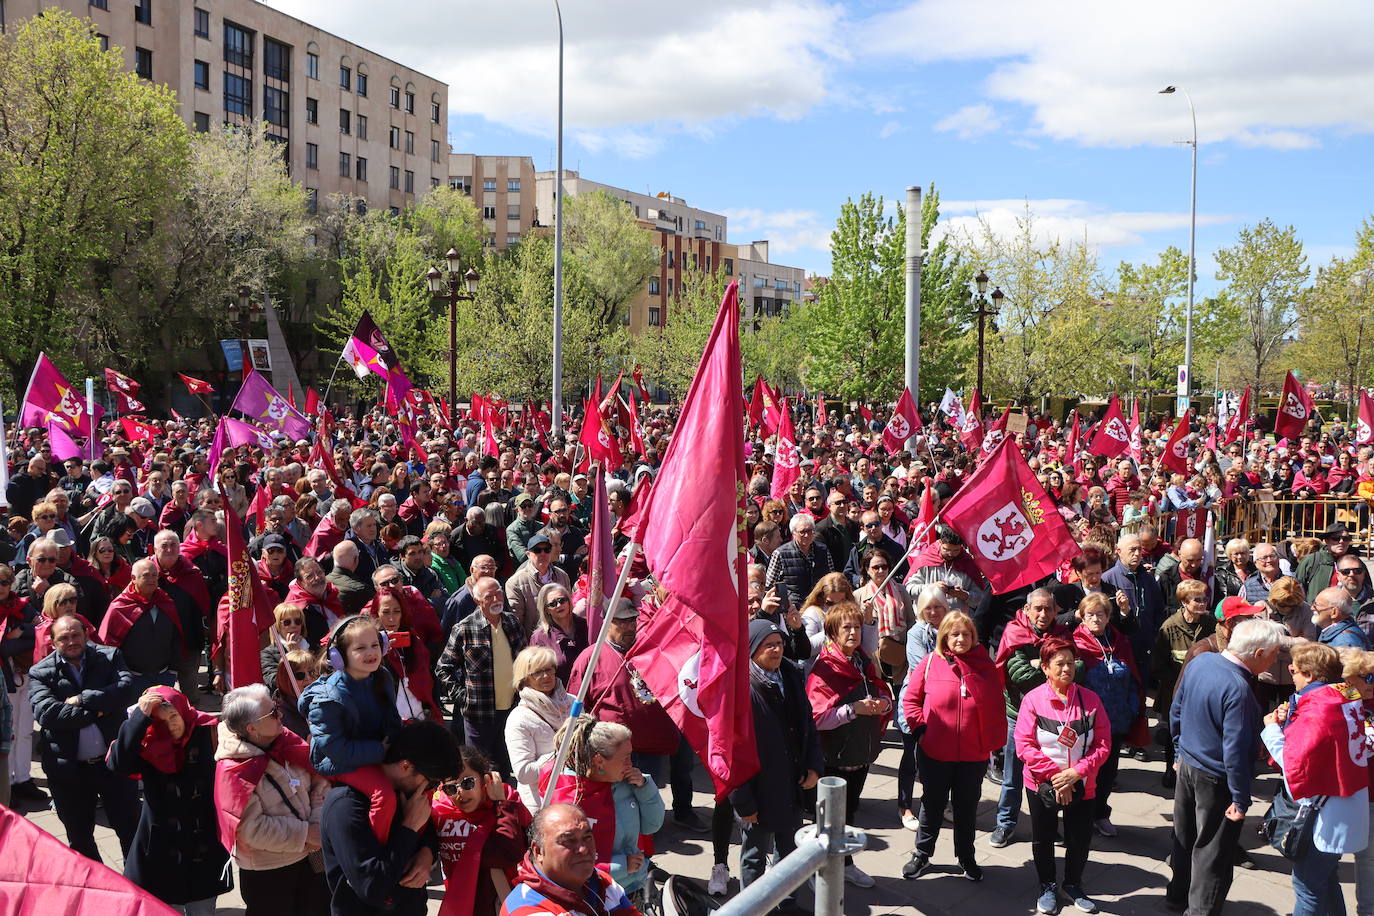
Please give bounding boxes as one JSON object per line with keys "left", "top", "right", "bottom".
{"left": 503, "top": 645, "right": 573, "bottom": 811}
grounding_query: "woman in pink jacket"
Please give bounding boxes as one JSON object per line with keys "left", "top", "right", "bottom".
{"left": 899, "top": 611, "right": 1005, "bottom": 882}
{"left": 1014, "top": 637, "right": 1112, "bottom": 915}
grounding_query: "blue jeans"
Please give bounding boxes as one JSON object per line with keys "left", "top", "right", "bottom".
{"left": 996, "top": 716, "right": 1023, "bottom": 830}
{"left": 740, "top": 820, "right": 799, "bottom": 897}
{"left": 1292, "top": 846, "right": 1346, "bottom": 916}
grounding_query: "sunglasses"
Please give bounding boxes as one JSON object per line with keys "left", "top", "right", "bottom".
{"left": 57, "top": 596, "right": 77, "bottom": 605}
{"left": 869, "top": 564, "right": 890, "bottom": 572}
{"left": 280, "top": 617, "right": 304, "bottom": 626}
{"left": 441, "top": 776, "right": 480, "bottom": 797}
{"left": 255, "top": 706, "right": 283, "bottom": 722}
{"left": 0, "top": 580, "right": 12, "bottom": 587}
{"left": 288, "top": 668, "right": 309, "bottom": 681}
{"left": 33, "top": 557, "right": 57, "bottom": 564}
{"left": 376, "top": 578, "right": 399, "bottom": 588}
{"left": 1338, "top": 568, "right": 1366, "bottom": 576}
{"left": 547, "top": 596, "right": 570, "bottom": 607}
{"left": 863, "top": 522, "right": 881, "bottom": 529}
{"left": 530, "top": 545, "right": 553, "bottom": 554}
{"left": 36, "top": 513, "right": 56, "bottom": 521}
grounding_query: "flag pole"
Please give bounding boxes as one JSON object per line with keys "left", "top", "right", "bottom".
{"left": 539, "top": 538, "right": 641, "bottom": 809}
{"left": 866, "top": 512, "right": 945, "bottom": 598}
{"left": 321, "top": 349, "right": 346, "bottom": 410}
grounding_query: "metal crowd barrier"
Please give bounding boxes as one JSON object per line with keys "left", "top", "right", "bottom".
{"left": 1122, "top": 495, "right": 1370, "bottom": 549}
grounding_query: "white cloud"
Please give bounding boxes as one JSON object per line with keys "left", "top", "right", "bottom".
{"left": 933, "top": 104, "right": 1002, "bottom": 139}
{"left": 860, "top": 0, "right": 1374, "bottom": 149}
{"left": 934, "top": 199, "right": 1236, "bottom": 251}
{"left": 878, "top": 120, "right": 906, "bottom": 139}
{"left": 722, "top": 208, "right": 832, "bottom": 256}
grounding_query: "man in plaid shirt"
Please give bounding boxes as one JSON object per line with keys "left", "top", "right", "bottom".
{"left": 436, "top": 576, "right": 526, "bottom": 777}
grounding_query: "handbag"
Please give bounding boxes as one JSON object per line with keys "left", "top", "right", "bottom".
{"left": 878, "top": 635, "right": 908, "bottom": 669}
{"left": 1261, "top": 783, "right": 1328, "bottom": 860}
{"left": 1035, "top": 779, "right": 1085, "bottom": 813}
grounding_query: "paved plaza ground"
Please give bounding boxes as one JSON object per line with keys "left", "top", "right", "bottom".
{"left": 13, "top": 715, "right": 1357, "bottom": 915}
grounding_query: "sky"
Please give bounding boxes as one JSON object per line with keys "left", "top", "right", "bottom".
{"left": 268, "top": 0, "right": 1374, "bottom": 291}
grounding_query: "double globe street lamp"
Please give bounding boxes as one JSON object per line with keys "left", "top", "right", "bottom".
{"left": 426, "top": 248, "right": 479, "bottom": 420}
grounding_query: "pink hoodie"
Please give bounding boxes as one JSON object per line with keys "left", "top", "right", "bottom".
{"left": 1013, "top": 681, "right": 1113, "bottom": 799}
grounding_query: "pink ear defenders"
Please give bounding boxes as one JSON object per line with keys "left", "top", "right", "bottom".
{"left": 324, "top": 615, "right": 390, "bottom": 671}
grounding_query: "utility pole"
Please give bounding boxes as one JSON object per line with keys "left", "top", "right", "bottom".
{"left": 903, "top": 186, "right": 921, "bottom": 450}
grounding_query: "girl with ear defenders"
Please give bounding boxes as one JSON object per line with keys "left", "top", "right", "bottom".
{"left": 299, "top": 615, "right": 404, "bottom": 843}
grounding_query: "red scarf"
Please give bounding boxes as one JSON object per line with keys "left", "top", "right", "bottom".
{"left": 157, "top": 555, "right": 211, "bottom": 615}
{"left": 33, "top": 612, "right": 99, "bottom": 665}
{"left": 1072, "top": 623, "right": 1149, "bottom": 745}
{"left": 431, "top": 782, "right": 526, "bottom": 916}
{"left": 213, "top": 727, "right": 314, "bottom": 852}
{"left": 0, "top": 593, "right": 29, "bottom": 626}
{"left": 286, "top": 579, "right": 345, "bottom": 629}
{"left": 805, "top": 642, "right": 893, "bottom": 729}
{"left": 180, "top": 530, "right": 227, "bottom": 560}
{"left": 537, "top": 765, "right": 617, "bottom": 871}
{"left": 137, "top": 686, "right": 217, "bottom": 775}
{"left": 994, "top": 610, "right": 1070, "bottom": 675}
{"left": 362, "top": 589, "right": 444, "bottom": 722}
{"left": 255, "top": 556, "right": 295, "bottom": 593}
{"left": 98, "top": 584, "right": 184, "bottom": 648}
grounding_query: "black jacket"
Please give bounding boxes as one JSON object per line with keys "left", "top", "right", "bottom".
{"left": 321, "top": 783, "right": 439, "bottom": 916}
{"left": 29, "top": 645, "right": 133, "bottom": 763}
{"left": 845, "top": 534, "right": 908, "bottom": 585}
{"left": 815, "top": 516, "right": 856, "bottom": 581}
{"left": 729, "top": 660, "right": 823, "bottom": 834}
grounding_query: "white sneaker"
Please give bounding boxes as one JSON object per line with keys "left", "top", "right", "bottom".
{"left": 708, "top": 863, "right": 729, "bottom": 896}
{"left": 844, "top": 864, "right": 876, "bottom": 888}
{"left": 901, "top": 812, "right": 920, "bottom": 831}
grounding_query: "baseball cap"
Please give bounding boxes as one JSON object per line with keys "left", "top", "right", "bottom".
{"left": 259, "top": 533, "right": 288, "bottom": 551}
{"left": 1219, "top": 595, "right": 1263, "bottom": 621}
{"left": 610, "top": 598, "right": 638, "bottom": 620}
{"left": 128, "top": 498, "right": 157, "bottom": 519}
{"left": 527, "top": 534, "right": 551, "bottom": 550}
{"left": 514, "top": 493, "right": 535, "bottom": 508}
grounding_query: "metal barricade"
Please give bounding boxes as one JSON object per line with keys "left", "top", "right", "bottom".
{"left": 1121, "top": 496, "right": 1370, "bottom": 549}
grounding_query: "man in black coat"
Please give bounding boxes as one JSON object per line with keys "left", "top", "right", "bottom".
{"left": 815, "top": 490, "right": 857, "bottom": 582}
{"left": 28, "top": 615, "right": 140, "bottom": 861}
{"left": 845, "top": 510, "right": 908, "bottom": 585}
{"left": 729, "top": 620, "right": 823, "bottom": 906}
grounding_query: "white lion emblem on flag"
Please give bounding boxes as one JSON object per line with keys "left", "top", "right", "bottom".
{"left": 678, "top": 651, "right": 704, "bottom": 718}
{"left": 1104, "top": 417, "right": 1128, "bottom": 441}
{"left": 775, "top": 439, "right": 798, "bottom": 470}
{"left": 977, "top": 501, "right": 1033, "bottom": 561}
{"left": 887, "top": 415, "right": 910, "bottom": 439}
{"left": 1283, "top": 392, "right": 1307, "bottom": 419}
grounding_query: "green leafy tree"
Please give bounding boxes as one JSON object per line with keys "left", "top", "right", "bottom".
{"left": 1214, "top": 218, "right": 1309, "bottom": 392}
{"left": 1288, "top": 226, "right": 1374, "bottom": 417}
{"left": 564, "top": 190, "right": 661, "bottom": 327}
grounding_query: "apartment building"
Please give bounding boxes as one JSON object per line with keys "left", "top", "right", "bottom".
{"left": 6, "top": 0, "right": 450, "bottom": 214}
{"left": 449, "top": 154, "right": 537, "bottom": 250}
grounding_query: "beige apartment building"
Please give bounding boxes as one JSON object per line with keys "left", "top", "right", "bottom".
{"left": 533, "top": 170, "right": 803, "bottom": 333}
{"left": 449, "top": 154, "right": 537, "bottom": 250}
{"left": 3, "top": 0, "right": 450, "bottom": 215}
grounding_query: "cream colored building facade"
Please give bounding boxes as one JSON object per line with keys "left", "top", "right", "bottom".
{"left": 449, "top": 154, "right": 537, "bottom": 250}
{"left": 5, "top": 0, "right": 450, "bottom": 214}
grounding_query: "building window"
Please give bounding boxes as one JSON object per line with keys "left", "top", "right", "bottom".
{"left": 339, "top": 66, "right": 350, "bottom": 90}
{"left": 404, "top": 91, "right": 414, "bottom": 114}
{"left": 482, "top": 205, "right": 496, "bottom": 219}
{"left": 264, "top": 87, "right": 288, "bottom": 127}
{"left": 90, "top": 0, "right": 109, "bottom": 9}
{"left": 666, "top": 250, "right": 674, "bottom": 268}
{"left": 305, "top": 142, "right": 318, "bottom": 169}
{"left": 430, "top": 139, "right": 440, "bottom": 162}
{"left": 507, "top": 234, "right": 521, "bottom": 245}
{"left": 133, "top": 0, "right": 151, "bottom": 25}
{"left": 404, "top": 131, "right": 414, "bottom": 154}
{"left": 451, "top": 177, "right": 471, "bottom": 193}
{"left": 193, "top": 59, "right": 209, "bottom": 90}
{"left": 305, "top": 97, "right": 317, "bottom": 123}
{"left": 388, "top": 126, "right": 399, "bottom": 149}
{"left": 648, "top": 278, "right": 660, "bottom": 295}
{"left": 338, "top": 108, "right": 350, "bottom": 134}
{"left": 389, "top": 206, "right": 401, "bottom": 217}
{"left": 389, "top": 166, "right": 400, "bottom": 190}
{"left": 507, "top": 178, "right": 521, "bottom": 192}
{"left": 715, "top": 225, "right": 723, "bottom": 240}
{"left": 356, "top": 157, "right": 367, "bottom": 182}
{"left": 135, "top": 47, "right": 152, "bottom": 79}
{"left": 649, "top": 307, "right": 661, "bottom": 327}
{"left": 431, "top": 101, "right": 441, "bottom": 123}
{"left": 224, "top": 22, "right": 252, "bottom": 67}
{"left": 723, "top": 258, "right": 733, "bottom": 276}
{"left": 706, "top": 256, "right": 712, "bottom": 271}
{"left": 306, "top": 188, "right": 318, "bottom": 213}
{"left": 404, "top": 170, "right": 414, "bottom": 193}
{"left": 695, "top": 220, "right": 706, "bottom": 231}
{"left": 483, "top": 179, "right": 496, "bottom": 192}
{"left": 754, "top": 276, "right": 767, "bottom": 288}
{"left": 306, "top": 51, "right": 318, "bottom": 79}
{"left": 356, "top": 114, "right": 367, "bottom": 140}
{"left": 339, "top": 152, "right": 351, "bottom": 178}
{"left": 223, "top": 72, "right": 252, "bottom": 116}
{"left": 667, "top": 278, "right": 675, "bottom": 295}
{"left": 431, "top": 177, "right": 440, "bottom": 188}
{"left": 193, "top": 7, "right": 208, "bottom": 36}
{"left": 263, "top": 38, "right": 289, "bottom": 80}
{"left": 507, "top": 206, "right": 521, "bottom": 220}
{"left": 389, "top": 86, "right": 400, "bottom": 108}
{"left": 193, "top": 111, "right": 210, "bottom": 132}
{"left": 356, "top": 73, "right": 367, "bottom": 97}
{"left": 96, "top": 33, "right": 109, "bottom": 51}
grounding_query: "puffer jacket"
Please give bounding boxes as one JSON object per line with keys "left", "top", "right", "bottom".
{"left": 298, "top": 668, "right": 402, "bottom": 777}
{"left": 214, "top": 722, "right": 328, "bottom": 871}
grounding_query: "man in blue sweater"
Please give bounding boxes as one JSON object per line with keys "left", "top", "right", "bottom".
{"left": 321, "top": 720, "right": 460, "bottom": 916}
{"left": 1313, "top": 587, "right": 1371, "bottom": 650}
{"left": 1166, "top": 615, "right": 1285, "bottom": 915}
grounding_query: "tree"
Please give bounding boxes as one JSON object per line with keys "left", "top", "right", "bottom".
{"left": 1214, "top": 218, "right": 1309, "bottom": 392}
{"left": 1288, "top": 233, "right": 1374, "bottom": 417}
{"left": 564, "top": 190, "right": 661, "bottom": 327}
{"left": 0, "top": 10, "right": 189, "bottom": 400}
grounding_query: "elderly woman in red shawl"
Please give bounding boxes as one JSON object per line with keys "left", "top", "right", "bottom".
{"left": 363, "top": 586, "right": 444, "bottom": 722}
{"left": 108, "top": 685, "right": 231, "bottom": 913}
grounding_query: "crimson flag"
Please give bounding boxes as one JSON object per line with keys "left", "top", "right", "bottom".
{"left": 881, "top": 386, "right": 923, "bottom": 453}
{"left": 858, "top": 404, "right": 873, "bottom": 427}
{"left": 909, "top": 476, "right": 937, "bottom": 552}
{"left": 1065, "top": 410, "right": 1080, "bottom": 469}
{"left": 1357, "top": 390, "right": 1374, "bottom": 446}
{"left": 980, "top": 405, "right": 1010, "bottom": 458}
{"left": 585, "top": 465, "right": 616, "bottom": 636}
{"left": 1088, "top": 395, "right": 1130, "bottom": 459}
{"left": 577, "top": 393, "right": 622, "bottom": 471}
{"left": 287, "top": 381, "right": 296, "bottom": 409}
{"left": 305, "top": 387, "right": 320, "bottom": 417}
{"left": 747, "top": 376, "right": 767, "bottom": 430}
{"left": 1160, "top": 409, "right": 1193, "bottom": 475}
{"left": 627, "top": 389, "right": 646, "bottom": 456}
{"left": 769, "top": 398, "right": 799, "bottom": 500}
{"left": 482, "top": 417, "right": 500, "bottom": 457}
{"left": 941, "top": 437, "right": 1079, "bottom": 593}
{"left": 310, "top": 414, "right": 367, "bottom": 509}
{"left": 958, "top": 389, "right": 984, "bottom": 451}
{"left": 114, "top": 391, "right": 146, "bottom": 414}
{"left": 632, "top": 364, "right": 650, "bottom": 406}
{"left": 121, "top": 417, "right": 158, "bottom": 443}
{"left": 1282, "top": 683, "right": 1371, "bottom": 799}
{"left": 103, "top": 367, "right": 140, "bottom": 395}
{"left": 816, "top": 394, "right": 828, "bottom": 428}
{"left": 1128, "top": 401, "right": 1143, "bottom": 463}
{"left": 1274, "top": 371, "right": 1314, "bottom": 440}
{"left": 219, "top": 500, "right": 269, "bottom": 688}
{"left": 1223, "top": 386, "right": 1251, "bottom": 446}
{"left": 618, "top": 473, "right": 652, "bottom": 543}
{"left": 626, "top": 281, "right": 759, "bottom": 799}
{"left": 762, "top": 383, "right": 784, "bottom": 436}
{"left": 178, "top": 372, "right": 214, "bottom": 395}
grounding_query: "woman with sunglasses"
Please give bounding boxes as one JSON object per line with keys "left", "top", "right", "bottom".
{"left": 506, "top": 646, "right": 573, "bottom": 812}
{"left": 85, "top": 536, "right": 131, "bottom": 620}
{"left": 275, "top": 649, "right": 321, "bottom": 739}
{"left": 528, "top": 584, "right": 587, "bottom": 685}
{"left": 12, "top": 500, "right": 60, "bottom": 568}
{"left": 855, "top": 549, "right": 913, "bottom": 686}
{"left": 31, "top": 582, "right": 97, "bottom": 664}
{"left": 261, "top": 602, "right": 311, "bottom": 686}
{"left": 214, "top": 683, "right": 329, "bottom": 916}
{"left": 431, "top": 745, "right": 533, "bottom": 916}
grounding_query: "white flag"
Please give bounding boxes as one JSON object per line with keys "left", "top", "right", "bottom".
{"left": 940, "top": 388, "right": 965, "bottom": 424}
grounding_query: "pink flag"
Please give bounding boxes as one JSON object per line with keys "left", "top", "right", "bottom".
{"left": 942, "top": 437, "right": 1079, "bottom": 593}
{"left": 769, "top": 398, "right": 799, "bottom": 500}
{"left": 909, "top": 476, "right": 937, "bottom": 551}
{"left": 218, "top": 500, "right": 268, "bottom": 688}
{"left": 20, "top": 353, "right": 100, "bottom": 434}
{"left": 207, "top": 417, "right": 275, "bottom": 482}
{"left": 626, "top": 281, "right": 759, "bottom": 799}
{"left": 346, "top": 310, "right": 402, "bottom": 379}
{"left": 747, "top": 376, "right": 766, "bottom": 430}
{"left": 958, "top": 389, "right": 984, "bottom": 451}
{"left": 1065, "top": 410, "right": 1080, "bottom": 470}
{"left": 1224, "top": 387, "right": 1251, "bottom": 446}
{"left": 627, "top": 388, "right": 646, "bottom": 456}
{"left": 1127, "top": 401, "right": 1143, "bottom": 463}
{"left": 1161, "top": 409, "right": 1193, "bottom": 476}
{"left": 1088, "top": 395, "right": 1130, "bottom": 459}
{"left": 1275, "top": 371, "right": 1314, "bottom": 440}
{"left": 577, "top": 392, "right": 621, "bottom": 471}
{"left": 1357, "top": 390, "right": 1374, "bottom": 447}
{"left": 881, "top": 386, "right": 923, "bottom": 453}
{"left": 232, "top": 371, "right": 312, "bottom": 440}
{"left": 46, "top": 421, "right": 83, "bottom": 461}
{"left": 585, "top": 466, "right": 616, "bottom": 636}
{"left": 980, "top": 405, "right": 1011, "bottom": 458}
{"left": 618, "top": 473, "right": 652, "bottom": 543}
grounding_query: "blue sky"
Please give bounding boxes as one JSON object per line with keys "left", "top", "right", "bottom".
{"left": 270, "top": 0, "right": 1374, "bottom": 291}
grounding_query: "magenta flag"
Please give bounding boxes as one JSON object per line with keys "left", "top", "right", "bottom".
{"left": 626, "top": 281, "right": 759, "bottom": 799}
{"left": 232, "top": 372, "right": 311, "bottom": 440}
{"left": 769, "top": 398, "right": 799, "bottom": 500}
{"left": 46, "top": 421, "right": 83, "bottom": 461}
{"left": 21, "top": 353, "right": 101, "bottom": 434}
{"left": 584, "top": 466, "right": 616, "bottom": 636}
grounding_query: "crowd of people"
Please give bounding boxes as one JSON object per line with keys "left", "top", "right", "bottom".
{"left": 3, "top": 393, "right": 1374, "bottom": 916}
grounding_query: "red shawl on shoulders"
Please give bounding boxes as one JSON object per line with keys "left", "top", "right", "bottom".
{"left": 213, "top": 727, "right": 314, "bottom": 852}
{"left": 98, "top": 585, "right": 183, "bottom": 648}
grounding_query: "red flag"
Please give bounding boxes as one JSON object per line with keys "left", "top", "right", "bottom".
{"left": 1281, "top": 683, "right": 1371, "bottom": 799}
{"left": 858, "top": 404, "right": 873, "bottom": 427}
{"left": 309, "top": 415, "right": 367, "bottom": 509}
{"left": 881, "top": 386, "right": 923, "bottom": 453}
{"left": 618, "top": 473, "right": 652, "bottom": 542}
{"left": 1128, "top": 401, "right": 1143, "bottom": 463}
{"left": 577, "top": 394, "right": 621, "bottom": 471}
{"left": 121, "top": 416, "right": 158, "bottom": 443}
{"left": 103, "top": 367, "right": 140, "bottom": 395}
{"left": 482, "top": 418, "right": 500, "bottom": 457}
{"left": 585, "top": 466, "right": 616, "bottom": 636}
{"left": 816, "top": 394, "right": 828, "bottom": 428}
{"left": 909, "top": 476, "right": 937, "bottom": 552}
{"left": 171, "top": 408, "right": 184, "bottom": 421}
{"left": 626, "top": 281, "right": 759, "bottom": 799}
{"left": 941, "top": 438, "right": 1079, "bottom": 593}
{"left": 1160, "top": 409, "right": 1193, "bottom": 475}
{"left": 769, "top": 398, "right": 800, "bottom": 500}
{"left": 1088, "top": 395, "right": 1130, "bottom": 459}
{"left": 980, "top": 405, "right": 1010, "bottom": 458}
{"left": 178, "top": 372, "right": 214, "bottom": 395}
{"left": 305, "top": 387, "right": 321, "bottom": 417}
{"left": 632, "top": 364, "right": 650, "bottom": 405}
{"left": 627, "top": 389, "right": 646, "bottom": 456}
{"left": 114, "top": 391, "right": 146, "bottom": 414}
{"left": 1275, "top": 371, "right": 1314, "bottom": 440}
{"left": 219, "top": 500, "right": 269, "bottom": 688}
{"left": 1206, "top": 425, "right": 1218, "bottom": 452}
{"left": 1223, "top": 387, "right": 1251, "bottom": 446}
{"left": 1065, "top": 410, "right": 1081, "bottom": 470}
{"left": 959, "top": 389, "right": 984, "bottom": 451}
{"left": 287, "top": 381, "right": 296, "bottom": 409}
{"left": 1356, "top": 390, "right": 1374, "bottom": 446}
{"left": 747, "top": 376, "right": 767, "bottom": 430}
{"left": 20, "top": 352, "right": 100, "bottom": 435}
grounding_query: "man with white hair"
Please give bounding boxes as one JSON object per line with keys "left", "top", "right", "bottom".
{"left": 1167, "top": 618, "right": 1285, "bottom": 913}
{"left": 1312, "top": 586, "right": 1370, "bottom": 649}
{"left": 451, "top": 505, "right": 509, "bottom": 579}
{"left": 764, "top": 514, "right": 833, "bottom": 609}
{"left": 1242, "top": 542, "right": 1290, "bottom": 603}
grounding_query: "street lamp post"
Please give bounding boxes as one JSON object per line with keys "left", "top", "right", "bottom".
{"left": 1159, "top": 85, "right": 1197, "bottom": 412}
{"left": 970, "top": 270, "right": 1002, "bottom": 394}
{"left": 426, "top": 248, "right": 479, "bottom": 421}
{"left": 551, "top": 0, "right": 565, "bottom": 437}
{"left": 226, "top": 285, "right": 262, "bottom": 382}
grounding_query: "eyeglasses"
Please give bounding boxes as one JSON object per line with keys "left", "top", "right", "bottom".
{"left": 57, "top": 597, "right": 77, "bottom": 606}
{"left": 1329, "top": 535, "right": 1354, "bottom": 543}
{"left": 869, "top": 564, "right": 890, "bottom": 572}
{"left": 863, "top": 522, "right": 881, "bottom": 529}
{"left": 279, "top": 617, "right": 304, "bottom": 626}
{"left": 0, "top": 579, "right": 12, "bottom": 587}
{"left": 36, "top": 513, "right": 56, "bottom": 521}
{"left": 530, "top": 667, "right": 556, "bottom": 678}
{"left": 288, "top": 668, "right": 309, "bottom": 681}
{"left": 33, "top": 557, "right": 57, "bottom": 564}
{"left": 255, "top": 706, "right": 283, "bottom": 722}
{"left": 441, "top": 776, "right": 480, "bottom": 797}
{"left": 530, "top": 545, "right": 553, "bottom": 554}
{"left": 1338, "top": 567, "right": 1366, "bottom": 576}
{"left": 547, "top": 596, "right": 570, "bottom": 608}
{"left": 376, "top": 578, "right": 399, "bottom": 587}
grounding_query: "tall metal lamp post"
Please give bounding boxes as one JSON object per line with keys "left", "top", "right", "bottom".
{"left": 426, "top": 247, "right": 479, "bottom": 420}
{"left": 1159, "top": 85, "right": 1197, "bottom": 412}
{"left": 970, "top": 271, "right": 1003, "bottom": 394}
{"left": 226, "top": 284, "right": 263, "bottom": 381}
